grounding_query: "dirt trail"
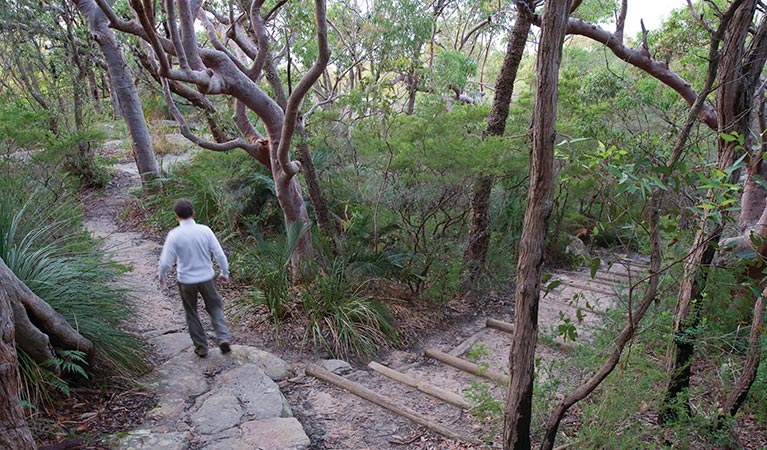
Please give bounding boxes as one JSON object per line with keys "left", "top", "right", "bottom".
{"left": 82, "top": 157, "right": 186, "bottom": 339}
{"left": 284, "top": 257, "right": 647, "bottom": 449}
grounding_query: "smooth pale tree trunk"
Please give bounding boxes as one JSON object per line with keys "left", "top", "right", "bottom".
{"left": 463, "top": 0, "right": 535, "bottom": 289}
{"left": 74, "top": 0, "right": 159, "bottom": 189}
{"left": 0, "top": 263, "right": 39, "bottom": 450}
{"left": 503, "top": 1, "right": 570, "bottom": 449}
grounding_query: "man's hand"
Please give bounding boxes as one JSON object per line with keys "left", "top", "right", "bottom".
{"left": 160, "top": 279, "right": 168, "bottom": 290}
{"left": 218, "top": 275, "right": 229, "bottom": 284}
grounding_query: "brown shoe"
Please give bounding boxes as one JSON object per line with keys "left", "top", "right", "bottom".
{"left": 194, "top": 346, "right": 208, "bottom": 358}
{"left": 219, "top": 341, "right": 231, "bottom": 354}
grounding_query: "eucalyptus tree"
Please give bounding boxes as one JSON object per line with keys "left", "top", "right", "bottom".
{"left": 89, "top": 0, "right": 330, "bottom": 267}
{"left": 499, "top": 0, "right": 767, "bottom": 447}
{"left": 503, "top": 1, "right": 570, "bottom": 448}
{"left": 556, "top": 0, "right": 767, "bottom": 423}
{"left": 0, "top": 263, "right": 36, "bottom": 450}
{"left": 74, "top": 0, "right": 160, "bottom": 189}
{"left": 463, "top": 0, "right": 537, "bottom": 289}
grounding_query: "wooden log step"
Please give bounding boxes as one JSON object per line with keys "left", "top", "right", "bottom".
{"left": 368, "top": 361, "right": 472, "bottom": 410}
{"left": 487, "top": 318, "right": 578, "bottom": 351}
{"left": 588, "top": 273, "right": 627, "bottom": 286}
{"left": 424, "top": 349, "right": 509, "bottom": 385}
{"left": 554, "top": 280, "right": 615, "bottom": 296}
{"left": 449, "top": 327, "right": 488, "bottom": 357}
{"left": 487, "top": 318, "right": 513, "bottom": 333}
{"left": 305, "top": 364, "right": 480, "bottom": 445}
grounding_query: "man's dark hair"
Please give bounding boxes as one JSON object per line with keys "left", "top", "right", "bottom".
{"left": 173, "top": 198, "right": 195, "bottom": 219}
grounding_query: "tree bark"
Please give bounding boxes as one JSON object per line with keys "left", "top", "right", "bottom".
{"left": 720, "top": 295, "right": 764, "bottom": 422}
{"left": 0, "top": 261, "right": 94, "bottom": 368}
{"left": 296, "top": 138, "right": 339, "bottom": 251}
{"left": 462, "top": 0, "right": 535, "bottom": 290}
{"left": 664, "top": 0, "right": 764, "bottom": 419}
{"left": 0, "top": 262, "right": 39, "bottom": 450}
{"left": 74, "top": 0, "right": 159, "bottom": 190}
{"left": 503, "top": 1, "right": 570, "bottom": 449}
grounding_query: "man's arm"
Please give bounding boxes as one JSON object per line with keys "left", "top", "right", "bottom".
{"left": 208, "top": 229, "right": 229, "bottom": 280}
{"left": 158, "top": 233, "right": 176, "bottom": 289}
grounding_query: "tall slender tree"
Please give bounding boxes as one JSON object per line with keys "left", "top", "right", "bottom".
{"left": 74, "top": 0, "right": 159, "bottom": 189}
{"left": 503, "top": 0, "right": 570, "bottom": 448}
{"left": 463, "top": 0, "right": 537, "bottom": 290}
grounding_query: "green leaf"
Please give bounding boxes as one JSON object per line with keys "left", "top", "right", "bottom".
{"left": 590, "top": 257, "right": 601, "bottom": 279}
{"left": 736, "top": 249, "right": 757, "bottom": 260}
{"left": 650, "top": 165, "right": 673, "bottom": 176}
{"left": 544, "top": 279, "right": 561, "bottom": 297}
{"left": 720, "top": 132, "right": 739, "bottom": 142}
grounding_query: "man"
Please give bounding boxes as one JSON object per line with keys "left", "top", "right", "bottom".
{"left": 158, "top": 198, "right": 232, "bottom": 357}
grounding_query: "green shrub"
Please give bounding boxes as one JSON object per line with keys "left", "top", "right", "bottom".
{"left": 0, "top": 174, "right": 147, "bottom": 408}
{"left": 148, "top": 150, "right": 280, "bottom": 237}
{"left": 231, "top": 221, "right": 309, "bottom": 326}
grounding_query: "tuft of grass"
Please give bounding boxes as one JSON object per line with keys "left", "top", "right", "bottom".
{"left": 232, "top": 221, "right": 310, "bottom": 327}
{"left": 1, "top": 188, "right": 148, "bottom": 408}
{"left": 301, "top": 258, "right": 399, "bottom": 359}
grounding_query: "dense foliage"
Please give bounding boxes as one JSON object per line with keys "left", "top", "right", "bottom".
{"left": 0, "top": 0, "right": 765, "bottom": 448}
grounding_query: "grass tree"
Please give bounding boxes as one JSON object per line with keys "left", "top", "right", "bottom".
{"left": 91, "top": 0, "right": 330, "bottom": 269}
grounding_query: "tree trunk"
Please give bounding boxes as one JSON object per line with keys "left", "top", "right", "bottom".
{"left": 0, "top": 263, "right": 39, "bottom": 450}
{"left": 721, "top": 295, "right": 764, "bottom": 421}
{"left": 74, "top": 0, "right": 159, "bottom": 190}
{"left": 296, "top": 137, "right": 339, "bottom": 252}
{"left": 664, "top": 0, "right": 764, "bottom": 418}
{"left": 0, "top": 261, "right": 94, "bottom": 368}
{"left": 462, "top": 1, "right": 534, "bottom": 289}
{"left": 107, "top": 73, "right": 121, "bottom": 119}
{"left": 503, "top": 1, "right": 569, "bottom": 449}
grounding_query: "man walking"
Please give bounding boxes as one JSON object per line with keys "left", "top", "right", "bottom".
{"left": 158, "top": 198, "right": 232, "bottom": 357}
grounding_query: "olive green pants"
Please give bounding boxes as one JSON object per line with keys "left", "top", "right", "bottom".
{"left": 177, "top": 278, "right": 232, "bottom": 349}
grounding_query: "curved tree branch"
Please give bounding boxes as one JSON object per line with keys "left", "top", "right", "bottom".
{"left": 276, "top": 0, "right": 330, "bottom": 179}
{"left": 164, "top": 0, "right": 190, "bottom": 70}
{"left": 161, "top": 80, "right": 259, "bottom": 158}
{"left": 249, "top": 0, "right": 270, "bottom": 80}
{"left": 532, "top": 16, "right": 720, "bottom": 129}
{"left": 233, "top": 100, "right": 271, "bottom": 166}
{"left": 177, "top": 0, "right": 204, "bottom": 69}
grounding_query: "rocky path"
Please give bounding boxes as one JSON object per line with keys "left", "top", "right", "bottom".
{"left": 82, "top": 153, "right": 311, "bottom": 450}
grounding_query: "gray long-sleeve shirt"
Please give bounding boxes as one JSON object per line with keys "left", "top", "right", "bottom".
{"left": 158, "top": 218, "right": 229, "bottom": 284}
